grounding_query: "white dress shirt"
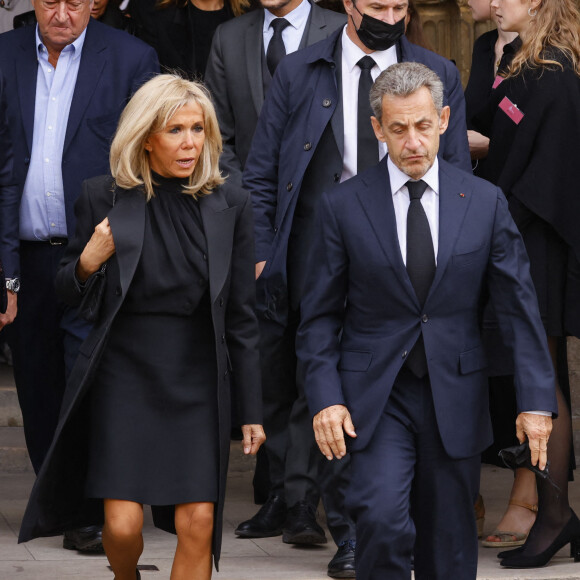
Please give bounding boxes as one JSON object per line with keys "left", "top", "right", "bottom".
{"left": 388, "top": 156, "right": 439, "bottom": 265}
{"left": 263, "top": 0, "right": 312, "bottom": 55}
{"left": 340, "top": 26, "right": 397, "bottom": 182}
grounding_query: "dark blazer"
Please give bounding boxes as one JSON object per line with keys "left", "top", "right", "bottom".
{"left": 204, "top": 2, "right": 346, "bottom": 185}
{"left": 243, "top": 28, "right": 471, "bottom": 326}
{"left": 0, "top": 18, "right": 159, "bottom": 278}
{"left": 296, "top": 157, "right": 557, "bottom": 457}
{"left": 18, "top": 176, "right": 262, "bottom": 565}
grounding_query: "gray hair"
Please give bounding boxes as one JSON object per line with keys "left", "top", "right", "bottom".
{"left": 369, "top": 62, "right": 444, "bottom": 123}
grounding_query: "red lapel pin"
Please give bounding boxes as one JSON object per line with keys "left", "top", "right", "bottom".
{"left": 459, "top": 193, "right": 465, "bottom": 198}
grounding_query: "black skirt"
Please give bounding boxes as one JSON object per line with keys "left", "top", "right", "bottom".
{"left": 86, "top": 294, "right": 218, "bottom": 505}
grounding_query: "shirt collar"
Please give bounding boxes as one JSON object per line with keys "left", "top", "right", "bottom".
{"left": 388, "top": 155, "right": 439, "bottom": 196}
{"left": 341, "top": 26, "right": 397, "bottom": 74}
{"left": 36, "top": 23, "right": 87, "bottom": 61}
{"left": 264, "top": 0, "right": 311, "bottom": 34}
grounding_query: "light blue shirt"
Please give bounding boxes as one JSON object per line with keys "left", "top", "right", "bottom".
{"left": 19, "top": 26, "right": 87, "bottom": 241}
{"left": 263, "top": 0, "right": 311, "bottom": 55}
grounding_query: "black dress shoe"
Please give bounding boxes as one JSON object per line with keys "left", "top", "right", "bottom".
{"left": 235, "top": 495, "right": 287, "bottom": 538}
{"left": 327, "top": 539, "right": 356, "bottom": 578}
{"left": 63, "top": 525, "right": 104, "bottom": 553}
{"left": 282, "top": 501, "right": 327, "bottom": 544}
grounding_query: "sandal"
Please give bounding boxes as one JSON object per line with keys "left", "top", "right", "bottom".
{"left": 481, "top": 500, "right": 538, "bottom": 548}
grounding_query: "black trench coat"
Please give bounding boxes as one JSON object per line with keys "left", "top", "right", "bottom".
{"left": 18, "top": 175, "right": 262, "bottom": 566}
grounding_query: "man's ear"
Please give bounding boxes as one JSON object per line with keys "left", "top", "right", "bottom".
{"left": 438, "top": 106, "right": 450, "bottom": 135}
{"left": 371, "top": 116, "right": 386, "bottom": 143}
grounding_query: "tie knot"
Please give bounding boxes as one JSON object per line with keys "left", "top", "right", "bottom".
{"left": 357, "top": 55, "right": 376, "bottom": 71}
{"left": 271, "top": 17, "right": 290, "bottom": 34}
{"left": 407, "top": 179, "right": 428, "bottom": 200}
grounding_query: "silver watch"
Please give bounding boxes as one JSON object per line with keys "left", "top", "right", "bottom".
{"left": 6, "top": 278, "right": 20, "bottom": 294}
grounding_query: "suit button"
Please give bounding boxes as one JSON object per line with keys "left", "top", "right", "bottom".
{"left": 219, "top": 297, "right": 224, "bottom": 307}
{"left": 115, "top": 286, "right": 122, "bottom": 296}
{"left": 304, "top": 142, "right": 312, "bottom": 151}
{"left": 333, "top": 173, "right": 340, "bottom": 183}
{"left": 221, "top": 334, "right": 225, "bottom": 344}
{"left": 322, "top": 98, "right": 332, "bottom": 107}
{"left": 24, "top": 157, "right": 31, "bottom": 165}
{"left": 286, "top": 182, "right": 293, "bottom": 191}
{"left": 274, "top": 226, "right": 278, "bottom": 233}
{"left": 203, "top": 253, "right": 207, "bottom": 261}
{"left": 422, "top": 314, "right": 428, "bottom": 323}
{"left": 402, "top": 351, "right": 408, "bottom": 358}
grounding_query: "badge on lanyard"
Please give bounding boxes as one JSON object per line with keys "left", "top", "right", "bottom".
{"left": 499, "top": 96, "right": 524, "bottom": 125}
{"left": 492, "top": 75, "right": 504, "bottom": 89}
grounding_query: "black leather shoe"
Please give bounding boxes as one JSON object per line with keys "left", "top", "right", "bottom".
{"left": 327, "top": 539, "right": 356, "bottom": 578}
{"left": 235, "top": 495, "right": 287, "bottom": 538}
{"left": 63, "top": 525, "right": 104, "bottom": 553}
{"left": 282, "top": 501, "right": 327, "bottom": 544}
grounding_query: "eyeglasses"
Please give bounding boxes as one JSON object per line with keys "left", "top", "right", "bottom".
{"left": 40, "top": 0, "right": 88, "bottom": 11}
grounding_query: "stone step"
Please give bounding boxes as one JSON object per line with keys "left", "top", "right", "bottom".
{"left": 0, "top": 426, "right": 32, "bottom": 473}
{"left": 0, "top": 386, "right": 22, "bottom": 427}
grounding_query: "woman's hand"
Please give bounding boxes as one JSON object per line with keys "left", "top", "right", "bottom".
{"left": 76, "top": 217, "right": 116, "bottom": 282}
{"left": 467, "top": 130, "right": 490, "bottom": 160}
{"left": 241, "top": 424, "right": 266, "bottom": 455}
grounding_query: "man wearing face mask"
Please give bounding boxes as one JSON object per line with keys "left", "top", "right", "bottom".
{"left": 243, "top": 0, "right": 470, "bottom": 576}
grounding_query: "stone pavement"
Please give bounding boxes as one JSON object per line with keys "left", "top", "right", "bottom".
{"left": 1, "top": 463, "right": 580, "bottom": 580}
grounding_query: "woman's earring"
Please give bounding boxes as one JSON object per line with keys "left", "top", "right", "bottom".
{"left": 528, "top": 6, "right": 538, "bottom": 16}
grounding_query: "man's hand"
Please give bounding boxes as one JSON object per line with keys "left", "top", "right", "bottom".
{"left": 313, "top": 404, "right": 357, "bottom": 460}
{"left": 241, "top": 424, "right": 266, "bottom": 455}
{"left": 76, "top": 217, "right": 116, "bottom": 282}
{"left": 255, "top": 261, "right": 266, "bottom": 280}
{"left": 516, "top": 412, "right": 553, "bottom": 470}
{"left": 0, "top": 291, "right": 17, "bottom": 329}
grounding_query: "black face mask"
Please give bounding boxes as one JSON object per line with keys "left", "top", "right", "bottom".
{"left": 351, "top": 3, "right": 405, "bottom": 52}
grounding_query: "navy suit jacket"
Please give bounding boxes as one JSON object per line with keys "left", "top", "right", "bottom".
{"left": 296, "top": 157, "right": 557, "bottom": 458}
{"left": 0, "top": 18, "right": 159, "bottom": 278}
{"left": 243, "top": 28, "right": 471, "bottom": 326}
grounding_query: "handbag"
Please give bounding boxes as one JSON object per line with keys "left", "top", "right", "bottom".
{"left": 498, "top": 441, "right": 561, "bottom": 493}
{"left": 77, "top": 183, "right": 117, "bottom": 322}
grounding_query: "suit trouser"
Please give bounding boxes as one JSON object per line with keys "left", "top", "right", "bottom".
{"left": 259, "top": 315, "right": 356, "bottom": 544}
{"left": 5, "top": 242, "right": 89, "bottom": 473}
{"left": 348, "top": 367, "right": 480, "bottom": 580}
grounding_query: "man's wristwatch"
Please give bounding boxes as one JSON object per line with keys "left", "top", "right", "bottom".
{"left": 5, "top": 278, "right": 20, "bottom": 294}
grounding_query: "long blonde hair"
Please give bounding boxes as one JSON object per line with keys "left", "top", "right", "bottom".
{"left": 156, "top": 0, "right": 249, "bottom": 17}
{"left": 508, "top": 0, "right": 580, "bottom": 77}
{"left": 110, "top": 74, "right": 224, "bottom": 200}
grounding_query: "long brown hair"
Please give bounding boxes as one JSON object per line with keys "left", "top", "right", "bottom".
{"left": 156, "top": 0, "right": 250, "bottom": 17}
{"left": 508, "top": 0, "right": 580, "bottom": 77}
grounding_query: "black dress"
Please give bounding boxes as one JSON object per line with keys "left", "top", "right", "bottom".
{"left": 86, "top": 174, "right": 219, "bottom": 505}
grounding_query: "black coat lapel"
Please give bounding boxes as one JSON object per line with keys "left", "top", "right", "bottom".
{"left": 245, "top": 12, "right": 265, "bottom": 115}
{"left": 16, "top": 29, "right": 38, "bottom": 155}
{"left": 356, "top": 159, "right": 418, "bottom": 305}
{"left": 107, "top": 188, "right": 146, "bottom": 296}
{"left": 426, "top": 164, "right": 471, "bottom": 300}
{"left": 64, "top": 20, "right": 106, "bottom": 154}
{"left": 200, "top": 190, "right": 236, "bottom": 303}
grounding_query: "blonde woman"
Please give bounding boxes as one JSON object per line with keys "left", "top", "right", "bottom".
{"left": 473, "top": 0, "right": 580, "bottom": 568}
{"left": 18, "top": 74, "right": 265, "bottom": 580}
{"left": 129, "top": 0, "right": 250, "bottom": 78}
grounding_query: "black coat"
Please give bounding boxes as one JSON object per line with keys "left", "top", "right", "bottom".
{"left": 473, "top": 51, "right": 580, "bottom": 336}
{"left": 18, "top": 175, "right": 262, "bottom": 566}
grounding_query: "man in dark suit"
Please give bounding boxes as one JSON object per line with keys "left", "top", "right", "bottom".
{"left": 205, "top": 0, "right": 346, "bottom": 186}
{"left": 0, "top": 0, "right": 158, "bottom": 551}
{"left": 242, "top": 0, "right": 470, "bottom": 575}
{"left": 296, "top": 62, "right": 556, "bottom": 580}
{"left": 205, "top": 1, "right": 349, "bottom": 575}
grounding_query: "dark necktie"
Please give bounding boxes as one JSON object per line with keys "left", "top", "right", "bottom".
{"left": 405, "top": 179, "right": 435, "bottom": 377}
{"left": 357, "top": 55, "right": 378, "bottom": 174}
{"left": 266, "top": 18, "right": 291, "bottom": 76}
